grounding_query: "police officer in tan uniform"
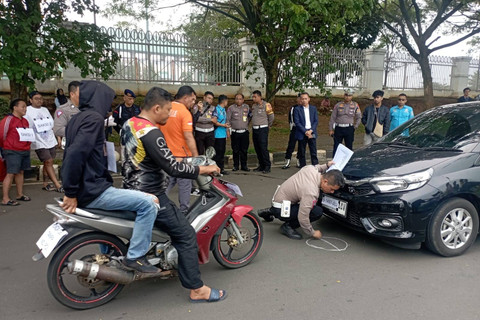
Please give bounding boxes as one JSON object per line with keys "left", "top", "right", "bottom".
{"left": 226, "top": 93, "right": 251, "bottom": 172}
{"left": 192, "top": 91, "right": 215, "bottom": 155}
{"left": 251, "top": 90, "right": 274, "bottom": 174}
{"left": 257, "top": 163, "right": 344, "bottom": 240}
{"left": 328, "top": 89, "right": 362, "bottom": 156}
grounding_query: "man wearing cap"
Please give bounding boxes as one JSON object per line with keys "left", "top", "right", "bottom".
{"left": 113, "top": 89, "right": 141, "bottom": 134}
{"left": 226, "top": 93, "right": 251, "bottom": 172}
{"left": 25, "top": 91, "right": 63, "bottom": 192}
{"left": 328, "top": 89, "right": 362, "bottom": 156}
{"left": 362, "top": 90, "right": 390, "bottom": 146}
{"left": 251, "top": 90, "right": 274, "bottom": 174}
{"left": 192, "top": 91, "right": 215, "bottom": 155}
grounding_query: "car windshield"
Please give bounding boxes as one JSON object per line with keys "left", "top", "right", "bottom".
{"left": 381, "top": 103, "right": 480, "bottom": 149}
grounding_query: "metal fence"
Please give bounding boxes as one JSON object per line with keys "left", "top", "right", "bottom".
{"left": 468, "top": 58, "right": 480, "bottom": 91}
{"left": 308, "top": 47, "right": 367, "bottom": 89}
{"left": 103, "top": 27, "right": 243, "bottom": 85}
{"left": 383, "top": 51, "right": 453, "bottom": 90}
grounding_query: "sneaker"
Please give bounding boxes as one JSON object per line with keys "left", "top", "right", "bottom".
{"left": 282, "top": 159, "right": 291, "bottom": 169}
{"left": 253, "top": 166, "right": 264, "bottom": 172}
{"left": 262, "top": 167, "right": 271, "bottom": 174}
{"left": 241, "top": 167, "right": 250, "bottom": 172}
{"left": 123, "top": 256, "right": 162, "bottom": 273}
{"left": 191, "top": 188, "right": 201, "bottom": 196}
{"left": 232, "top": 167, "right": 239, "bottom": 172}
{"left": 220, "top": 170, "right": 230, "bottom": 175}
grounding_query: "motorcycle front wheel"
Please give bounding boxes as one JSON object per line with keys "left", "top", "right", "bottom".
{"left": 47, "top": 232, "right": 127, "bottom": 310}
{"left": 212, "top": 211, "right": 263, "bottom": 269}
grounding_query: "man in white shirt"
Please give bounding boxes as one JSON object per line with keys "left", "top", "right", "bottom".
{"left": 25, "top": 91, "right": 63, "bottom": 192}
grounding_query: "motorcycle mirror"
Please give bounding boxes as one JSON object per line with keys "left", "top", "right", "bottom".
{"left": 205, "top": 146, "right": 216, "bottom": 159}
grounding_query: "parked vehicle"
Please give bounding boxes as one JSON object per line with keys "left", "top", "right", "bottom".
{"left": 33, "top": 152, "right": 263, "bottom": 309}
{"left": 321, "top": 102, "right": 480, "bottom": 257}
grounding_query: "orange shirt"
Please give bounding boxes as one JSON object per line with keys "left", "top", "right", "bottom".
{"left": 160, "top": 101, "right": 193, "bottom": 157}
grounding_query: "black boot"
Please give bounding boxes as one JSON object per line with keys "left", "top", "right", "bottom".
{"left": 280, "top": 222, "right": 302, "bottom": 240}
{"left": 257, "top": 208, "right": 274, "bottom": 222}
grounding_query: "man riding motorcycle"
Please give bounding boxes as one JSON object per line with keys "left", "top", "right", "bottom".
{"left": 121, "top": 86, "right": 227, "bottom": 303}
{"left": 61, "top": 80, "right": 161, "bottom": 274}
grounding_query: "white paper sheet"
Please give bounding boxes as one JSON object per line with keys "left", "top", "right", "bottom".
{"left": 105, "top": 141, "right": 117, "bottom": 173}
{"left": 327, "top": 144, "right": 353, "bottom": 172}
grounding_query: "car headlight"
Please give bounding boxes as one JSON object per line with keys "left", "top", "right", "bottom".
{"left": 370, "top": 168, "right": 433, "bottom": 193}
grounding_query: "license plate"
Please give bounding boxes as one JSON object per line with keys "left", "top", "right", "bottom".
{"left": 322, "top": 195, "right": 348, "bottom": 217}
{"left": 36, "top": 223, "right": 68, "bottom": 258}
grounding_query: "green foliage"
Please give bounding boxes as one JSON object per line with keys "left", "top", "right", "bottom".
{"left": 188, "top": 0, "right": 380, "bottom": 102}
{"left": 0, "top": 98, "right": 10, "bottom": 118}
{"left": 0, "top": 0, "right": 120, "bottom": 98}
{"left": 381, "top": 0, "right": 480, "bottom": 107}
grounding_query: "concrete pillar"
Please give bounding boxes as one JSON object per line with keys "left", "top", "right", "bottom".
{"left": 238, "top": 37, "right": 265, "bottom": 97}
{"left": 364, "top": 48, "right": 386, "bottom": 94}
{"left": 450, "top": 56, "right": 471, "bottom": 95}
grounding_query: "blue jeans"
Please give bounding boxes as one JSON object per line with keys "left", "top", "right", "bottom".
{"left": 86, "top": 187, "right": 157, "bottom": 259}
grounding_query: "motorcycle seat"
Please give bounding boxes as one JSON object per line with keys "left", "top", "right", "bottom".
{"left": 79, "top": 207, "right": 137, "bottom": 221}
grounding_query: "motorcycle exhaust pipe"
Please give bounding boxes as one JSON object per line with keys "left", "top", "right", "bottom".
{"left": 67, "top": 260, "right": 135, "bottom": 285}
{"left": 67, "top": 259, "right": 174, "bottom": 284}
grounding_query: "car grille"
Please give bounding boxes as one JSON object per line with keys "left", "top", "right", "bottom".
{"left": 342, "top": 183, "right": 374, "bottom": 196}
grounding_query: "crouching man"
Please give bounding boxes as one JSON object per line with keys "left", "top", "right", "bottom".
{"left": 257, "top": 163, "right": 344, "bottom": 240}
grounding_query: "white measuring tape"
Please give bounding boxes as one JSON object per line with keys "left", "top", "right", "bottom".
{"left": 306, "top": 237, "right": 349, "bottom": 252}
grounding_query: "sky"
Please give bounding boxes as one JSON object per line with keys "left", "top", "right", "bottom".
{"left": 70, "top": 0, "right": 474, "bottom": 58}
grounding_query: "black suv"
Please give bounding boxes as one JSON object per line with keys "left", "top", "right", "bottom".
{"left": 321, "top": 102, "right": 480, "bottom": 256}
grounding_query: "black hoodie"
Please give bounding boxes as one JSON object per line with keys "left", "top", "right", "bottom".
{"left": 62, "top": 81, "right": 116, "bottom": 206}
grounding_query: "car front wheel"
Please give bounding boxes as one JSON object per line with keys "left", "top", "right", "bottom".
{"left": 426, "top": 198, "right": 479, "bottom": 257}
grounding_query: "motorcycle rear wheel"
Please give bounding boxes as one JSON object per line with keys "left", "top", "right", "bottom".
{"left": 212, "top": 211, "right": 263, "bottom": 269}
{"left": 47, "top": 232, "right": 127, "bottom": 310}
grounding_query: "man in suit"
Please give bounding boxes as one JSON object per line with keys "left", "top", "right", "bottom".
{"left": 294, "top": 92, "right": 318, "bottom": 168}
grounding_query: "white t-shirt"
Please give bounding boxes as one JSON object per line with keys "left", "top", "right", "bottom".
{"left": 25, "top": 106, "right": 57, "bottom": 150}
{"left": 303, "top": 106, "right": 311, "bottom": 130}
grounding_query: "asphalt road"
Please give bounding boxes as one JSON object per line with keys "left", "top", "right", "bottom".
{"left": 1, "top": 168, "right": 480, "bottom": 320}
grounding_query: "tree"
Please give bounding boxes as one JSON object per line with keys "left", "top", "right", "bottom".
{"left": 187, "top": 0, "right": 379, "bottom": 102}
{"left": 104, "top": 0, "right": 380, "bottom": 102}
{"left": 381, "top": 0, "right": 480, "bottom": 108}
{"left": 0, "top": 0, "right": 120, "bottom": 99}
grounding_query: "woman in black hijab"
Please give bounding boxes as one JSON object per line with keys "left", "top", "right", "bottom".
{"left": 55, "top": 88, "right": 68, "bottom": 108}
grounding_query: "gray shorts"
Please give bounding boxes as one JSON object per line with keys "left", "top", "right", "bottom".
{"left": 35, "top": 147, "right": 56, "bottom": 162}
{"left": 3, "top": 150, "right": 31, "bottom": 174}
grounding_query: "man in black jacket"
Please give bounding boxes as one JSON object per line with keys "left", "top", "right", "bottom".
{"left": 361, "top": 90, "right": 390, "bottom": 146}
{"left": 61, "top": 81, "right": 161, "bottom": 274}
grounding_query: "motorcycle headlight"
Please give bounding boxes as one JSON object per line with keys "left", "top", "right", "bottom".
{"left": 370, "top": 168, "right": 433, "bottom": 193}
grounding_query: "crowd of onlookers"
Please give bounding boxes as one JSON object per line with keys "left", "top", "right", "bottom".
{"left": 1, "top": 83, "right": 476, "bottom": 207}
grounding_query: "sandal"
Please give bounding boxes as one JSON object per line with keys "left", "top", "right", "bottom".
{"left": 189, "top": 288, "right": 227, "bottom": 303}
{"left": 2, "top": 200, "right": 19, "bottom": 206}
{"left": 16, "top": 195, "right": 31, "bottom": 201}
{"left": 42, "top": 184, "right": 55, "bottom": 192}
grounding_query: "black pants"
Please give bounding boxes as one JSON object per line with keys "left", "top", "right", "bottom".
{"left": 194, "top": 130, "right": 215, "bottom": 155}
{"left": 333, "top": 126, "right": 355, "bottom": 157}
{"left": 252, "top": 127, "right": 270, "bottom": 169}
{"left": 231, "top": 131, "right": 249, "bottom": 169}
{"left": 214, "top": 138, "right": 226, "bottom": 171}
{"left": 297, "top": 137, "right": 318, "bottom": 167}
{"left": 285, "top": 128, "right": 297, "bottom": 160}
{"left": 155, "top": 193, "right": 203, "bottom": 290}
{"left": 269, "top": 204, "right": 323, "bottom": 229}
